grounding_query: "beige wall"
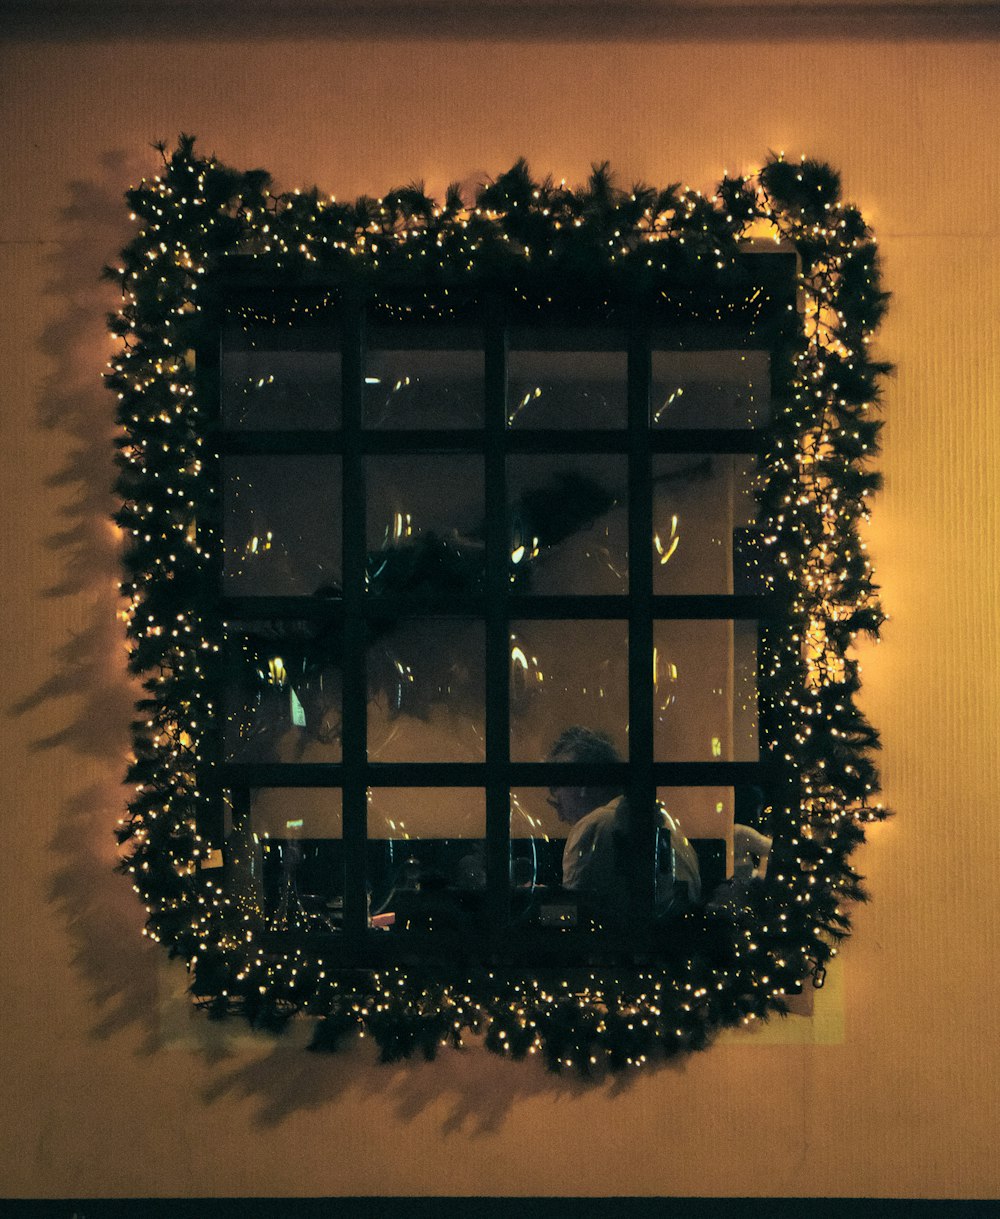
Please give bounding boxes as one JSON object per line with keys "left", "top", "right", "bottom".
{"left": 2, "top": 8, "right": 999, "bottom": 1199}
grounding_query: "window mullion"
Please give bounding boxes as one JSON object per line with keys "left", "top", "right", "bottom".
{"left": 627, "top": 319, "right": 655, "bottom": 938}
{"left": 483, "top": 294, "right": 510, "bottom": 942}
{"left": 340, "top": 298, "right": 368, "bottom": 943}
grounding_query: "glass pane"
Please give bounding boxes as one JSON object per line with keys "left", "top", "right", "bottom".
{"left": 651, "top": 350, "right": 770, "bottom": 429}
{"left": 509, "top": 788, "right": 568, "bottom": 889}
{"left": 509, "top": 619, "right": 628, "bottom": 762}
{"left": 509, "top": 784, "right": 771, "bottom": 932}
{"left": 656, "top": 787, "right": 731, "bottom": 900}
{"left": 654, "top": 620, "right": 759, "bottom": 761}
{"left": 225, "top": 788, "right": 343, "bottom": 933}
{"left": 368, "top": 618, "right": 485, "bottom": 761}
{"left": 363, "top": 348, "right": 484, "bottom": 428}
{"left": 652, "top": 454, "right": 760, "bottom": 595}
{"left": 507, "top": 349, "right": 627, "bottom": 429}
{"left": 223, "top": 619, "right": 342, "bottom": 762}
{"left": 657, "top": 785, "right": 773, "bottom": 900}
{"left": 222, "top": 322, "right": 341, "bottom": 430}
{"left": 367, "top": 788, "right": 486, "bottom": 934}
{"left": 509, "top": 788, "right": 705, "bottom": 932}
{"left": 508, "top": 454, "right": 627, "bottom": 594}
{"left": 366, "top": 455, "right": 484, "bottom": 599}
{"left": 223, "top": 456, "right": 342, "bottom": 595}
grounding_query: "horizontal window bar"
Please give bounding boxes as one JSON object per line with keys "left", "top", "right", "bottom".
{"left": 510, "top": 595, "right": 780, "bottom": 619}
{"left": 513, "top": 762, "right": 771, "bottom": 786}
{"left": 652, "top": 762, "right": 773, "bottom": 784}
{"left": 219, "top": 429, "right": 488, "bottom": 455}
{"left": 216, "top": 763, "right": 344, "bottom": 787}
{"left": 502, "top": 430, "right": 630, "bottom": 453}
{"left": 220, "top": 595, "right": 344, "bottom": 619}
{"left": 362, "top": 429, "right": 487, "bottom": 453}
{"left": 365, "top": 763, "right": 488, "bottom": 786}
{"left": 218, "top": 430, "right": 344, "bottom": 455}
{"left": 651, "top": 594, "right": 784, "bottom": 619}
{"left": 215, "top": 761, "right": 774, "bottom": 788}
{"left": 363, "top": 595, "right": 487, "bottom": 617}
{"left": 647, "top": 429, "right": 767, "bottom": 454}
{"left": 219, "top": 594, "right": 783, "bottom": 622}
{"left": 217, "top": 427, "right": 769, "bottom": 457}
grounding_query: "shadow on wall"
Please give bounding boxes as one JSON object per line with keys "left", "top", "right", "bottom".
{"left": 7, "top": 148, "right": 164, "bottom": 1049}
{"left": 8, "top": 145, "right": 671, "bottom": 1125}
{"left": 198, "top": 1022, "right": 670, "bottom": 1132}
{"left": 5, "top": 1, "right": 1000, "bottom": 43}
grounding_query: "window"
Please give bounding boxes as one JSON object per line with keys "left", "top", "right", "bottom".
{"left": 114, "top": 142, "right": 887, "bottom": 1064}
{"left": 211, "top": 256, "right": 796, "bottom": 964}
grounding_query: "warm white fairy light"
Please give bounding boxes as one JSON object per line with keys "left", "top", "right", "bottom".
{"left": 110, "top": 140, "right": 887, "bottom": 1073}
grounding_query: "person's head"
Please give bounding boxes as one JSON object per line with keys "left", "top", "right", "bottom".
{"left": 546, "top": 726, "right": 622, "bottom": 825}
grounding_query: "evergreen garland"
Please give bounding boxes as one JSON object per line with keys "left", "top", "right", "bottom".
{"left": 108, "top": 136, "right": 889, "bottom": 1073}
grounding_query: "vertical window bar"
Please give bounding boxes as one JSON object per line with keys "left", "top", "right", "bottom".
{"left": 484, "top": 292, "right": 510, "bottom": 942}
{"left": 341, "top": 297, "right": 368, "bottom": 943}
{"left": 200, "top": 297, "right": 226, "bottom": 852}
{"left": 627, "top": 317, "right": 655, "bottom": 939}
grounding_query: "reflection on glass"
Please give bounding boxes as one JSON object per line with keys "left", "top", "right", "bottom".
{"left": 652, "top": 454, "right": 759, "bottom": 595}
{"left": 509, "top": 620, "right": 628, "bottom": 762}
{"left": 509, "top": 786, "right": 702, "bottom": 932}
{"left": 221, "top": 343, "right": 341, "bottom": 430}
{"left": 508, "top": 455, "right": 627, "bottom": 594}
{"left": 651, "top": 350, "right": 770, "bottom": 429}
{"left": 368, "top": 619, "right": 485, "bottom": 761}
{"left": 223, "top": 456, "right": 342, "bottom": 595}
{"left": 363, "top": 348, "right": 484, "bottom": 428}
{"left": 367, "top": 788, "right": 486, "bottom": 933}
{"left": 225, "top": 788, "right": 343, "bottom": 933}
{"left": 653, "top": 620, "right": 759, "bottom": 761}
{"left": 223, "top": 620, "right": 342, "bottom": 762}
{"left": 508, "top": 350, "right": 627, "bottom": 429}
{"left": 366, "top": 455, "right": 485, "bottom": 598}
{"left": 510, "top": 782, "right": 771, "bottom": 926}
{"left": 656, "top": 786, "right": 732, "bottom": 898}
{"left": 509, "top": 789, "right": 567, "bottom": 890}
{"left": 655, "top": 785, "right": 773, "bottom": 904}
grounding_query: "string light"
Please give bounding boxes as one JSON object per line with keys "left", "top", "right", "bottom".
{"left": 109, "top": 138, "right": 888, "bottom": 1074}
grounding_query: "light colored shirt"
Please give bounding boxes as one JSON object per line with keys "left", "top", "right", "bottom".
{"left": 562, "top": 798, "right": 701, "bottom": 909}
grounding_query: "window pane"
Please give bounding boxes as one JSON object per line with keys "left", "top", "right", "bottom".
{"left": 366, "top": 455, "right": 484, "bottom": 597}
{"left": 507, "top": 349, "right": 627, "bottom": 429}
{"left": 363, "top": 348, "right": 484, "bottom": 428}
{"left": 509, "top": 788, "right": 567, "bottom": 889}
{"left": 221, "top": 321, "right": 341, "bottom": 430}
{"left": 508, "top": 454, "right": 627, "bottom": 594}
{"left": 223, "top": 619, "right": 342, "bottom": 762}
{"left": 509, "top": 620, "right": 628, "bottom": 762}
{"left": 367, "top": 788, "right": 486, "bottom": 934}
{"left": 509, "top": 788, "right": 704, "bottom": 931}
{"left": 652, "top": 454, "right": 760, "bottom": 595}
{"left": 656, "top": 784, "right": 772, "bottom": 894}
{"left": 654, "top": 620, "right": 759, "bottom": 761}
{"left": 368, "top": 619, "right": 485, "bottom": 761}
{"left": 223, "top": 455, "right": 342, "bottom": 595}
{"left": 650, "top": 350, "right": 770, "bottom": 429}
{"left": 225, "top": 788, "right": 343, "bottom": 933}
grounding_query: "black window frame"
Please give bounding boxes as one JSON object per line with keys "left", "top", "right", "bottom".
{"left": 207, "top": 252, "right": 798, "bottom": 967}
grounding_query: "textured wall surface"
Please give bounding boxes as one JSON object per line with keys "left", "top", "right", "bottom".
{"left": 1, "top": 10, "right": 998, "bottom": 1200}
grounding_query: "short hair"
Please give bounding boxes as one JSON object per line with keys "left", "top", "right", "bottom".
{"left": 548, "top": 725, "right": 622, "bottom": 766}
{"left": 548, "top": 727, "right": 623, "bottom": 806}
